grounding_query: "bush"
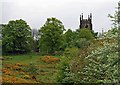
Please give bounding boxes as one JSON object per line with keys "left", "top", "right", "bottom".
{"left": 69, "top": 28, "right": 119, "bottom": 83}
{"left": 64, "top": 47, "right": 79, "bottom": 58}
{"left": 76, "top": 38, "right": 91, "bottom": 48}
{"left": 56, "top": 56, "right": 70, "bottom": 83}
{"left": 41, "top": 56, "right": 60, "bottom": 63}
{"left": 56, "top": 47, "right": 79, "bottom": 83}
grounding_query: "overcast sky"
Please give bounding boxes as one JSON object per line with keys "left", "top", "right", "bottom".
{"left": 1, "top": 0, "right": 119, "bottom": 32}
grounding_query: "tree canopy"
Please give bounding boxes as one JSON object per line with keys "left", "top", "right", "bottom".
{"left": 63, "top": 29, "right": 76, "bottom": 48}
{"left": 39, "top": 17, "right": 65, "bottom": 54}
{"left": 2, "top": 19, "right": 33, "bottom": 54}
{"left": 77, "top": 28, "right": 94, "bottom": 40}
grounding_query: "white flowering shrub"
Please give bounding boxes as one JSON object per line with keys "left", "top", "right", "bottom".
{"left": 56, "top": 56, "right": 74, "bottom": 83}
{"left": 77, "top": 28, "right": 119, "bottom": 83}
{"left": 104, "top": 28, "right": 118, "bottom": 39}
{"left": 57, "top": 28, "right": 119, "bottom": 84}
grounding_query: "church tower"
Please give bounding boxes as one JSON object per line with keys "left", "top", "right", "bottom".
{"left": 79, "top": 13, "right": 92, "bottom": 30}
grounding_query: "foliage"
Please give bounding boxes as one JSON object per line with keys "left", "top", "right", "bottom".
{"left": 75, "top": 28, "right": 119, "bottom": 83}
{"left": 63, "top": 29, "right": 76, "bottom": 48}
{"left": 39, "top": 17, "right": 65, "bottom": 55}
{"left": 56, "top": 56, "right": 73, "bottom": 83}
{"left": 2, "top": 19, "right": 33, "bottom": 54}
{"left": 75, "top": 38, "right": 90, "bottom": 48}
{"left": 108, "top": 2, "right": 120, "bottom": 29}
{"left": 77, "top": 28, "right": 94, "bottom": 40}
{"left": 80, "top": 28, "right": 120, "bottom": 83}
{"left": 104, "top": 28, "right": 118, "bottom": 39}
{"left": 57, "top": 27, "right": 119, "bottom": 83}
{"left": 62, "top": 28, "right": 94, "bottom": 49}
{"left": 40, "top": 56, "right": 60, "bottom": 63}
{"left": 57, "top": 47, "right": 79, "bottom": 83}
{"left": 60, "top": 65, "right": 74, "bottom": 84}
{"left": 2, "top": 3, "right": 120, "bottom": 83}
{"left": 64, "top": 47, "right": 79, "bottom": 58}
{"left": 108, "top": 2, "right": 120, "bottom": 68}
{"left": 73, "top": 28, "right": 94, "bottom": 48}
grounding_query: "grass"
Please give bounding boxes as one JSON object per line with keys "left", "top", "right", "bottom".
{"left": 2, "top": 53, "right": 61, "bottom": 83}
{"left": 3, "top": 53, "right": 40, "bottom": 64}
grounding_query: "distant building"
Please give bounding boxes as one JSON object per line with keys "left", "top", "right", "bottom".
{"left": 79, "top": 13, "right": 92, "bottom": 30}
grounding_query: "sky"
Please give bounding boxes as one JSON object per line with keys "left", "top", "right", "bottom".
{"left": 0, "top": 0, "right": 119, "bottom": 32}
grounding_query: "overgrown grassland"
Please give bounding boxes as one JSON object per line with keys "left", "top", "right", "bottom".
{"left": 2, "top": 53, "right": 61, "bottom": 83}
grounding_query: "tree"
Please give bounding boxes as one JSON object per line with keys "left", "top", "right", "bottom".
{"left": 39, "top": 17, "right": 65, "bottom": 54}
{"left": 77, "top": 28, "right": 94, "bottom": 40}
{"left": 2, "top": 19, "right": 33, "bottom": 54}
{"left": 75, "top": 28, "right": 94, "bottom": 48}
{"left": 108, "top": 2, "right": 120, "bottom": 29}
{"left": 78, "top": 29, "right": 119, "bottom": 83}
{"left": 63, "top": 29, "right": 76, "bottom": 48}
{"left": 108, "top": 2, "right": 120, "bottom": 83}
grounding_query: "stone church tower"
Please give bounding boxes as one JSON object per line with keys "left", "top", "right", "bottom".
{"left": 79, "top": 13, "right": 92, "bottom": 30}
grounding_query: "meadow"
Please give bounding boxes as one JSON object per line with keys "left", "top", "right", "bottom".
{"left": 2, "top": 53, "right": 61, "bottom": 83}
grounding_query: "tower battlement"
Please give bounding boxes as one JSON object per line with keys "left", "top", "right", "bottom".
{"left": 79, "top": 13, "right": 92, "bottom": 30}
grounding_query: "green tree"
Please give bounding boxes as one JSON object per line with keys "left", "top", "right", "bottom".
{"left": 75, "top": 28, "right": 94, "bottom": 48}
{"left": 77, "top": 28, "right": 94, "bottom": 40}
{"left": 108, "top": 2, "right": 120, "bottom": 29}
{"left": 39, "top": 17, "right": 65, "bottom": 54}
{"left": 63, "top": 29, "right": 76, "bottom": 48}
{"left": 2, "top": 19, "right": 33, "bottom": 54}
